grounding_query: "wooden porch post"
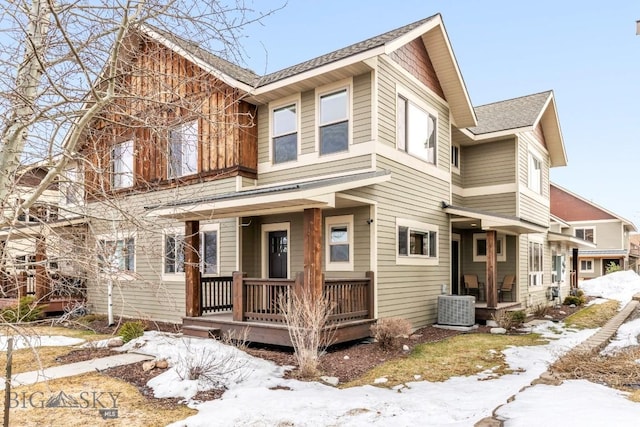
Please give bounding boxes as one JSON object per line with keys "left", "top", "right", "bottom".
{"left": 303, "top": 208, "right": 323, "bottom": 301}
{"left": 366, "top": 271, "right": 375, "bottom": 319}
{"left": 232, "top": 271, "right": 245, "bottom": 321}
{"left": 18, "top": 271, "right": 27, "bottom": 299}
{"left": 184, "top": 220, "right": 201, "bottom": 317}
{"left": 485, "top": 230, "right": 498, "bottom": 308}
{"left": 572, "top": 247, "right": 579, "bottom": 289}
{"left": 35, "top": 236, "right": 48, "bottom": 302}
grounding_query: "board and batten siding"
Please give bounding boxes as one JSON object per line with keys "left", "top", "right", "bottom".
{"left": 85, "top": 178, "right": 238, "bottom": 323}
{"left": 461, "top": 139, "right": 516, "bottom": 188}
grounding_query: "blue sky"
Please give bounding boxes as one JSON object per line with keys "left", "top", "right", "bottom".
{"left": 239, "top": 0, "right": 640, "bottom": 226}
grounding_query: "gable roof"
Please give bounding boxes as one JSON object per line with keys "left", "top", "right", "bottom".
{"left": 139, "top": 15, "right": 477, "bottom": 127}
{"left": 461, "top": 90, "right": 567, "bottom": 167}
{"left": 550, "top": 183, "right": 637, "bottom": 232}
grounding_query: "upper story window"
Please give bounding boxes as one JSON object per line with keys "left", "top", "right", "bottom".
{"left": 397, "top": 94, "right": 437, "bottom": 165}
{"left": 169, "top": 120, "right": 198, "bottom": 178}
{"left": 272, "top": 104, "right": 298, "bottom": 164}
{"left": 319, "top": 88, "right": 349, "bottom": 155}
{"left": 575, "top": 227, "right": 595, "bottom": 243}
{"left": 325, "top": 215, "right": 354, "bottom": 271}
{"left": 528, "top": 152, "right": 542, "bottom": 194}
{"left": 451, "top": 144, "right": 460, "bottom": 173}
{"left": 112, "top": 140, "right": 134, "bottom": 189}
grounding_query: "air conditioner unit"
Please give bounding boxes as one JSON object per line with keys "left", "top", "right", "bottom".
{"left": 437, "top": 295, "right": 475, "bottom": 326}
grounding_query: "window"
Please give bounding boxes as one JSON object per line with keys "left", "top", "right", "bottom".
{"left": 580, "top": 259, "right": 594, "bottom": 273}
{"left": 272, "top": 104, "right": 298, "bottom": 163}
{"left": 396, "top": 218, "right": 438, "bottom": 266}
{"left": 164, "top": 233, "right": 185, "bottom": 274}
{"left": 98, "top": 238, "right": 135, "bottom": 272}
{"left": 575, "top": 227, "right": 595, "bottom": 243}
{"left": 528, "top": 241, "right": 543, "bottom": 286}
{"left": 473, "top": 233, "right": 506, "bottom": 262}
{"left": 528, "top": 153, "right": 542, "bottom": 194}
{"left": 112, "top": 140, "right": 134, "bottom": 189}
{"left": 397, "top": 94, "right": 437, "bottom": 165}
{"left": 15, "top": 255, "right": 36, "bottom": 270}
{"left": 201, "top": 225, "right": 219, "bottom": 275}
{"left": 319, "top": 88, "right": 349, "bottom": 155}
{"left": 451, "top": 144, "right": 460, "bottom": 172}
{"left": 169, "top": 121, "right": 198, "bottom": 178}
{"left": 325, "top": 215, "right": 354, "bottom": 271}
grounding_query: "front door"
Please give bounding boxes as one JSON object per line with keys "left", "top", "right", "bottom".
{"left": 268, "top": 230, "right": 288, "bottom": 278}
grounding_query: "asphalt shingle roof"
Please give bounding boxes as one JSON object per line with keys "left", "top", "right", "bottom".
{"left": 142, "top": 15, "right": 438, "bottom": 88}
{"left": 466, "top": 91, "right": 551, "bottom": 135}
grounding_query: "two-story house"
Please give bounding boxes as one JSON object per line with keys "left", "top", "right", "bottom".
{"left": 550, "top": 183, "right": 637, "bottom": 279}
{"left": 79, "top": 14, "right": 581, "bottom": 344}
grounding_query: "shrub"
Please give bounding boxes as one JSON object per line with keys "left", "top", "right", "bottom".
{"left": 118, "top": 320, "right": 145, "bottom": 343}
{"left": 279, "top": 288, "right": 335, "bottom": 379}
{"left": 532, "top": 303, "right": 551, "bottom": 318}
{"left": 563, "top": 294, "right": 586, "bottom": 306}
{"left": 0, "top": 296, "right": 45, "bottom": 323}
{"left": 605, "top": 262, "right": 622, "bottom": 274}
{"left": 491, "top": 310, "right": 526, "bottom": 330}
{"left": 175, "top": 345, "right": 248, "bottom": 388}
{"left": 370, "top": 317, "right": 412, "bottom": 350}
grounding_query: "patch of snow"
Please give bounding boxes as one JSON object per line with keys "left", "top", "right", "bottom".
{"left": 602, "top": 318, "right": 640, "bottom": 354}
{"left": 0, "top": 335, "right": 84, "bottom": 350}
{"left": 373, "top": 377, "right": 388, "bottom": 384}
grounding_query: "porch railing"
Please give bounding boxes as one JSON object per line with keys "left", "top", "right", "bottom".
{"left": 0, "top": 271, "right": 86, "bottom": 300}
{"left": 229, "top": 271, "right": 374, "bottom": 324}
{"left": 201, "top": 276, "right": 234, "bottom": 314}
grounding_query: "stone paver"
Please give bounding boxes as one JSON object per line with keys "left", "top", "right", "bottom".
{"left": 0, "top": 352, "right": 153, "bottom": 390}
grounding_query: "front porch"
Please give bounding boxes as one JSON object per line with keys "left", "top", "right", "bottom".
{"left": 474, "top": 301, "right": 522, "bottom": 322}
{"left": 182, "top": 272, "right": 375, "bottom": 346}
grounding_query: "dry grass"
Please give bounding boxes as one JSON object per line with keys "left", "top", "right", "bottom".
{"left": 563, "top": 300, "right": 619, "bottom": 329}
{"left": 0, "top": 373, "right": 195, "bottom": 427}
{"left": 552, "top": 346, "right": 640, "bottom": 401}
{"left": 343, "top": 333, "right": 546, "bottom": 388}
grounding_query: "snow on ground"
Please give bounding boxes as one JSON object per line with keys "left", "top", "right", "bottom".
{"left": 0, "top": 334, "right": 84, "bottom": 350}
{"left": 603, "top": 317, "right": 640, "bottom": 354}
{"left": 117, "top": 271, "right": 640, "bottom": 426}
{"left": 579, "top": 270, "right": 640, "bottom": 305}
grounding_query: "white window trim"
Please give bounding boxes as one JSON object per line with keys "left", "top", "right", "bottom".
{"left": 200, "top": 223, "right": 220, "bottom": 276}
{"left": 325, "top": 215, "right": 354, "bottom": 272}
{"left": 580, "top": 258, "right": 595, "bottom": 273}
{"left": 451, "top": 143, "right": 460, "bottom": 174}
{"left": 574, "top": 227, "right": 596, "bottom": 244}
{"left": 269, "top": 94, "right": 301, "bottom": 164}
{"left": 527, "top": 151, "right": 542, "bottom": 194}
{"left": 395, "top": 85, "right": 439, "bottom": 166}
{"left": 96, "top": 232, "right": 137, "bottom": 281}
{"left": 112, "top": 139, "right": 134, "bottom": 189}
{"left": 162, "top": 228, "right": 185, "bottom": 282}
{"left": 395, "top": 218, "right": 438, "bottom": 266}
{"left": 472, "top": 233, "right": 506, "bottom": 262}
{"left": 315, "top": 79, "right": 353, "bottom": 155}
{"left": 261, "top": 222, "right": 291, "bottom": 279}
{"left": 168, "top": 120, "right": 199, "bottom": 179}
{"left": 528, "top": 236, "right": 544, "bottom": 286}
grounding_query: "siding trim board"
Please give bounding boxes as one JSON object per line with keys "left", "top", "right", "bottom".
{"left": 451, "top": 184, "right": 517, "bottom": 197}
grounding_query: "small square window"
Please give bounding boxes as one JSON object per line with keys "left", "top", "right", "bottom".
{"left": 575, "top": 228, "right": 595, "bottom": 243}
{"left": 396, "top": 219, "right": 438, "bottom": 266}
{"left": 325, "top": 215, "right": 353, "bottom": 271}
{"left": 98, "top": 237, "right": 135, "bottom": 273}
{"left": 473, "top": 233, "right": 506, "bottom": 262}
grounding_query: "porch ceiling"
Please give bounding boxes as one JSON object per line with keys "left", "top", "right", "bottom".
{"left": 443, "top": 203, "right": 547, "bottom": 235}
{"left": 146, "top": 170, "right": 391, "bottom": 221}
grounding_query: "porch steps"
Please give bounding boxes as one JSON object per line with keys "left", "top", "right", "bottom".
{"left": 182, "top": 324, "right": 221, "bottom": 339}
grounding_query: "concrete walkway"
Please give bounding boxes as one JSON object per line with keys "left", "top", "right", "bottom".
{"left": 475, "top": 293, "right": 640, "bottom": 427}
{"left": 0, "top": 352, "right": 153, "bottom": 390}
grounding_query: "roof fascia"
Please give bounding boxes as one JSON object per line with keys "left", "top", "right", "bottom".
{"left": 459, "top": 125, "right": 533, "bottom": 141}
{"left": 532, "top": 93, "right": 567, "bottom": 167}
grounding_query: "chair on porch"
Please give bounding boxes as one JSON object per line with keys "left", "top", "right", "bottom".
{"left": 499, "top": 275, "right": 515, "bottom": 302}
{"left": 463, "top": 274, "right": 482, "bottom": 300}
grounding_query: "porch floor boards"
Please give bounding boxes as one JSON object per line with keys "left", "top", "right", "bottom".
{"left": 182, "top": 312, "right": 375, "bottom": 347}
{"left": 474, "top": 301, "right": 522, "bottom": 322}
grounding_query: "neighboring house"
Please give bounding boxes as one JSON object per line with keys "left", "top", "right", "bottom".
{"left": 78, "top": 14, "right": 592, "bottom": 344}
{"left": 550, "top": 183, "right": 638, "bottom": 279}
{"left": 0, "top": 163, "right": 87, "bottom": 310}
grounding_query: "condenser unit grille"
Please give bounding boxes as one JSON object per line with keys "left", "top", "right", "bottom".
{"left": 437, "top": 295, "right": 475, "bottom": 326}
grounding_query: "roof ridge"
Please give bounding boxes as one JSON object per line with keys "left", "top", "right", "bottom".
{"left": 474, "top": 90, "right": 552, "bottom": 109}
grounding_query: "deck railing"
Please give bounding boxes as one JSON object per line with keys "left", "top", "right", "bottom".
{"left": 201, "top": 276, "right": 234, "bottom": 314}
{"left": 0, "top": 271, "right": 86, "bottom": 300}
{"left": 230, "top": 271, "right": 374, "bottom": 324}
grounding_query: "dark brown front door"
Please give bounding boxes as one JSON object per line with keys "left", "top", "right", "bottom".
{"left": 268, "top": 230, "right": 288, "bottom": 278}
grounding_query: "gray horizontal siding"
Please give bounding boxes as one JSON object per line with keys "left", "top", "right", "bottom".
{"left": 462, "top": 139, "right": 516, "bottom": 188}
{"left": 257, "top": 155, "right": 372, "bottom": 186}
{"left": 460, "top": 193, "right": 517, "bottom": 216}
